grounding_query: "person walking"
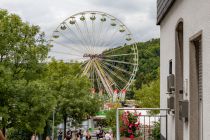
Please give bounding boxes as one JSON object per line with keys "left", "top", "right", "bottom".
{"left": 65, "top": 129, "right": 72, "bottom": 140}
{"left": 104, "top": 132, "right": 111, "bottom": 140}
{"left": 96, "top": 128, "right": 100, "bottom": 140}
{"left": 98, "top": 128, "right": 104, "bottom": 139}
{"left": 0, "top": 130, "right": 5, "bottom": 140}
{"left": 77, "top": 129, "right": 83, "bottom": 140}
{"left": 82, "top": 130, "right": 87, "bottom": 140}
{"left": 31, "top": 134, "right": 36, "bottom": 140}
{"left": 46, "top": 136, "right": 51, "bottom": 140}
{"left": 85, "top": 130, "right": 91, "bottom": 140}
{"left": 57, "top": 128, "right": 63, "bottom": 140}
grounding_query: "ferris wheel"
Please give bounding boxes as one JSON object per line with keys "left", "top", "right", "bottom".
{"left": 49, "top": 11, "right": 138, "bottom": 100}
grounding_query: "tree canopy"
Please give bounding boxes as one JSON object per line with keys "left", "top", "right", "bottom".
{"left": 0, "top": 9, "right": 102, "bottom": 139}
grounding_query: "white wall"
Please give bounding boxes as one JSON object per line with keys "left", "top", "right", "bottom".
{"left": 160, "top": 0, "right": 210, "bottom": 139}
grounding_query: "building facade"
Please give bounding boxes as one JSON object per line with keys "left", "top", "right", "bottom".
{"left": 157, "top": 0, "right": 210, "bottom": 140}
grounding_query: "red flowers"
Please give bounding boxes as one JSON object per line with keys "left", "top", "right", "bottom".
{"left": 120, "top": 111, "right": 141, "bottom": 139}
{"left": 129, "top": 134, "right": 134, "bottom": 138}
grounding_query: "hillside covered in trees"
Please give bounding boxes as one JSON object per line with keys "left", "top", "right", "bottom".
{"left": 135, "top": 38, "right": 160, "bottom": 89}
{"left": 134, "top": 39, "right": 160, "bottom": 108}
{"left": 103, "top": 38, "right": 160, "bottom": 106}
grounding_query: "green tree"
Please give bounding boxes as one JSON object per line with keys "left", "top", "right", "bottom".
{"left": 135, "top": 39, "right": 160, "bottom": 89}
{"left": 0, "top": 9, "right": 55, "bottom": 138}
{"left": 46, "top": 60, "right": 102, "bottom": 135}
{"left": 134, "top": 77, "right": 160, "bottom": 108}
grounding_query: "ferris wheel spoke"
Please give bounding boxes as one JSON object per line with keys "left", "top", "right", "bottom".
{"left": 56, "top": 30, "right": 86, "bottom": 51}
{"left": 89, "top": 64, "right": 94, "bottom": 88}
{"left": 92, "top": 65, "right": 95, "bottom": 89}
{"left": 100, "top": 62, "right": 128, "bottom": 84}
{"left": 103, "top": 61, "right": 134, "bottom": 75}
{"left": 105, "top": 34, "right": 126, "bottom": 48}
{"left": 100, "top": 58, "right": 137, "bottom": 65}
{"left": 78, "top": 60, "right": 89, "bottom": 77}
{"left": 108, "top": 27, "right": 129, "bottom": 45}
{"left": 96, "top": 60, "right": 121, "bottom": 90}
{"left": 103, "top": 69, "right": 121, "bottom": 90}
{"left": 53, "top": 40, "right": 85, "bottom": 55}
{"left": 95, "top": 70, "right": 101, "bottom": 91}
{"left": 64, "top": 23, "right": 90, "bottom": 53}
{"left": 96, "top": 21, "right": 112, "bottom": 49}
{"left": 92, "top": 62, "right": 101, "bottom": 90}
{"left": 102, "top": 69, "right": 121, "bottom": 90}
{"left": 103, "top": 45, "right": 127, "bottom": 55}
{"left": 97, "top": 22, "right": 113, "bottom": 47}
{"left": 94, "top": 21, "right": 104, "bottom": 48}
{"left": 93, "top": 60, "right": 113, "bottom": 96}
{"left": 100, "top": 27, "right": 120, "bottom": 48}
{"left": 83, "top": 20, "right": 94, "bottom": 52}
{"left": 82, "top": 60, "right": 92, "bottom": 76}
{"left": 50, "top": 50, "right": 84, "bottom": 58}
{"left": 91, "top": 21, "right": 96, "bottom": 52}
{"left": 80, "top": 60, "right": 89, "bottom": 70}
{"left": 74, "top": 22, "right": 92, "bottom": 53}
{"left": 104, "top": 53, "right": 136, "bottom": 57}
{"left": 82, "top": 17, "right": 92, "bottom": 53}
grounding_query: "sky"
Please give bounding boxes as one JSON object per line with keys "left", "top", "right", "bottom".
{"left": 1, "top": 0, "right": 160, "bottom": 42}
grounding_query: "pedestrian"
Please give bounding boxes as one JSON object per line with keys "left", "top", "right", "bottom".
{"left": 65, "top": 129, "right": 72, "bottom": 140}
{"left": 104, "top": 132, "right": 111, "bottom": 140}
{"left": 31, "top": 134, "right": 36, "bottom": 140}
{"left": 0, "top": 130, "right": 5, "bottom": 140}
{"left": 98, "top": 128, "right": 104, "bottom": 139}
{"left": 82, "top": 130, "right": 87, "bottom": 140}
{"left": 85, "top": 130, "right": 91, "bottom": 140}
{"left": 96, "top": 128, "right": 100, "bottom": 140}
{"left": 77, "top": 129, "right": 83, "bottom": 140}
{"left": 46, "top": 136, "right": 51, "bottom": 140}
{"left": 57, "top": 128, "right": 63, "bottom": 140}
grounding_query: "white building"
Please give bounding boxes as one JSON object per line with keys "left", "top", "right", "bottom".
{"left": 157, "top": 0, "right": 210, "bottom": 140}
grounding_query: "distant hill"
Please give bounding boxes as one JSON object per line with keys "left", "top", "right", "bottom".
{"left": 135, "top": 38, "right": 160, "bottom": 89}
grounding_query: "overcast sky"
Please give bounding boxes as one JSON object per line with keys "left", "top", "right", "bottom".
{"left": 1, "top": 0, "right": 160, "bottom": 42}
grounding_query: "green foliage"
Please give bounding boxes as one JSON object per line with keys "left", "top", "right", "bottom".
{"left": 135, "top": 39, "right": 160, "bottom": 89}
{"left": 7, "top": 128, "right": 31, "bottom": 140}
{"left": 46, "top": 60, "right": 102, "bottom": 123}
{"left": 105, "top": 109, "right": 117, "bottom": 136}
{"left": 134, "top": 77, "right": 160, "bottom": 108}
{"left": 152, "top": 121, "right": 160, "bottom": 140}
{"left": 0, "top": 9, "right": 55, "bottom": 137}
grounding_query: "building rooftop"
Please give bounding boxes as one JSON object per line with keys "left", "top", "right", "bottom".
{"left": 157, "top": 0, "right": 176, "bottom": 25}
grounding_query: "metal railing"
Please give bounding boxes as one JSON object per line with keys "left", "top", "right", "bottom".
{"left": 116, "top": 108, "right": 168, "bottom": 140}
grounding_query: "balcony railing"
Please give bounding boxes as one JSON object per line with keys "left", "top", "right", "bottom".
{"left": 116, "top": 108, "right": 169, "bottom": 140}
